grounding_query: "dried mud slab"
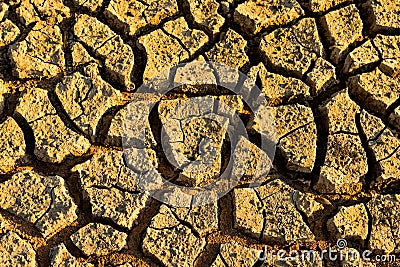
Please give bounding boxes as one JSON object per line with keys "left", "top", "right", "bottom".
{"left": 344, "top": 34, "right": 400, "bottom": 78}
{"left": 55, "top": 72, "right": 125, "bottom": 138}
{"left": 143, "top": 205, "right": 207, "bottom": 267}
{"left": 308, "top": 0, "right": 348, "bottom": 12}
{"left": 343, "top": 40, "right": 380, "bottom": 74}
{"left": 73, "top": 0, "right": 103, "bottom": 11}
{"left": 373, "top": 35, "right": 400, "bottom": 78}
{"left": 205, "top": 29, "right": 248, "bottom": 85}
{"left": 139, "top": 17, "right": 208, "bottom": 81}
{"left": 361, "top": 111, "right": 400, "bottom": 186}
{"left": 73, "top": 149, "right": 150, "bottom": 228}
{"left": 9, "top": 21, "right": 65, "bottom": 79}
{"left": 389, "top": 106, "right": 400, "bottom": 130}
{"left": 253, "top": 104, "right": 316, "bottom": 173}
{"left": 72, "top": 149, "right": 142, "bottom": 191}
{"left": 210, "top": 242, "right": 260, "bottom": 267}
{"left": 205, "top": 29, "right": 248, "bottom": 68}
{"left": 15, "top": 87, "right": 91, "bottom": 163}
{"left": 69, "top": 42, "right": 93, "bottom": 67}
{"left": 321, "top": 4, "right": 363, "bottom": 64}
{"left": 260, "top": 18, "right": 324, "bottom": 78}
{"left": 158, "top": 96, "right": 229, "bottom": 186}
{"left": 0, "top": 19, "right": 19, "bottom": 47}
{"left": 0, "top": 231, "right": 37, "bottom": 267}
{"left": 74, "top": 14, "right": 135, "bottom": 87}
{"left": 234, "top": 0, "right": 304, "bottom": 34}
{"left": 16, "top": 0, "right": 70, "bottom": 26}
{"left": 0, "top": 170, "right": 78, "bottom": 238}
{"left": 84, "top": 186, "right": 148, "bottom": 228}
{"left": 233, "top": 179, "right": 315, "bottom": 244}
{"left": 274, "top": 105, "right": 317, "bottom": 173}
{"left": 367, "top": 194, "right": 400, "bottom": 254}
{"left": 50, "top": 243, "right": 94, "bottom": 267}
{"left": 0, "top": 3, "right": 8, "bottom": 21}
{"left": 105, "top": 0, "right": 178, "bottom": 36}
{"left": 173, "top": 56, "right": 218, "bottom": 93}
{"left": 293, "top": 191, "right": 325, "bottom": 219}
{"left": 349, "top": 67, "right": 400, "bottom": 116}
{"left": 15, "top": 1, "right": 40, "bottom": 26}
{"left": 0, "top": 117, "right": 25, "bottom": 174}
{"left": 306, "top": 57, "right": 337, "bottom": 96}
{"left": 233, "top": 136, "right": 273, "bottom": 184}
{"left": 322, "top": 89, "right": 360, "bottom": 134}
{"left": 316, "top": 89, "right": 367, "bottom": 194}
{"left": 71, "top": 223, "right": 128, "bottom": 256}
{"left": 171, "top": 202, "right": 218, "bottom": 236}
{"left": 316, "top": 133, "right": 367, "bottom": 194}
{"left": 106, "top": 98, "right": 157, "bottom": 148}
{"left": 246, "top": 62, "right": 311, "bottom": 103}
{"left": 0, "top": 79, "right": 6, "bottom": 115}
{"left": 187, "top": 0, "right": 225, "bottom": 36}
{"left": 327, "top": 204, "right": 369, "bottom": 241}
{"left": 364, "top": 0, "right": 400, "bottom": 32}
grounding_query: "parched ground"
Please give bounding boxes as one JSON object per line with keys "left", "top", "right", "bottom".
{"left": 0, "top": 0, "right": 400, "bottom": 266}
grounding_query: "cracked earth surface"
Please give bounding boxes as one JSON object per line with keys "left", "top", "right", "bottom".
{"left": 0, "top": 0, "right": 399, "bottom": 266}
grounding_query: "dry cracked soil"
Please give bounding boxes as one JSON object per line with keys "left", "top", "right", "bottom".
{"left": 0, "top": 0, "right": 400, "bottom": 266}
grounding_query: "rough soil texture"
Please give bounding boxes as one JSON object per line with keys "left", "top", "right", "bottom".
{"left": 0, "top": 0, "right": 399, "bottom": 266}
